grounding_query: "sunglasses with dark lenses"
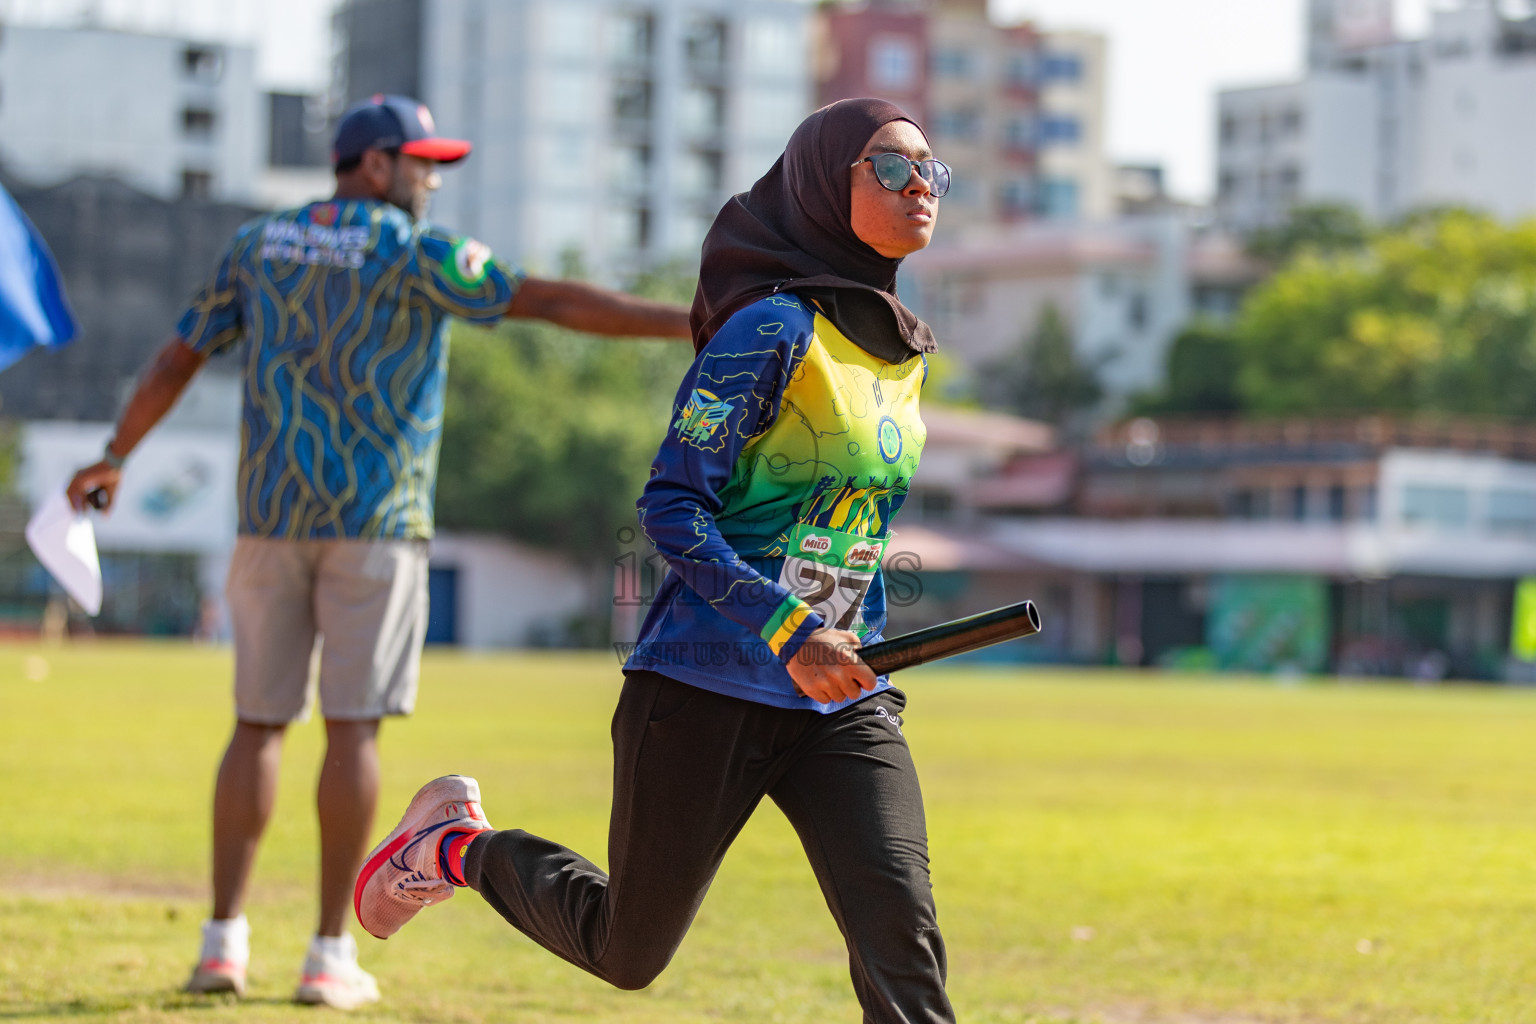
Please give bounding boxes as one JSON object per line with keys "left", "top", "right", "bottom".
{"left": 852, "top": 153, "right": 952, "bottom": 198}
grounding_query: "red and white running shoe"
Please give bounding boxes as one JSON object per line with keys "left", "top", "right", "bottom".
{"left": 294, "top": 933, "right": 379, "bottom": 1009}
{"left": 184, "top": 915, "right": 249, "bottom": 996}
{"left": 354, "top": 775, "right": 492, "bottom": 940}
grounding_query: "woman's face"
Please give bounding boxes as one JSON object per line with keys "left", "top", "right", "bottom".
{"left": 848, "top": 120, "right": 939, "bottom": 259}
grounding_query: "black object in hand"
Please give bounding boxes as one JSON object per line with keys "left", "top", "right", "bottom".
{"left": 859, "top": 600, "right": 1041, "bottom": 675}
{"left": 85, "top": 488, "right": 109, "bottom": 510}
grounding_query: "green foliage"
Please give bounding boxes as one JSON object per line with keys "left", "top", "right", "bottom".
{"left": 0, "top": 419, "right": 16, "bottom": 493}
{"left": 1245, "top": 201, "right": 1372, "bottom": 264}
{"left": 1233, "top": 208, "right": 1536, "bottom": 416}
{"left": 1130, "top": 321, "right": 1242, "bottom": 415}
{"left": 435, "top": 316, "right": 693, "bottom": 564}
{"left": 980, "top": 303, "right": 1102, "bottom": 425}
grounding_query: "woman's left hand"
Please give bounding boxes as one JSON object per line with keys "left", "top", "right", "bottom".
{"left": 788, "top": 628, "right": 878, "bottom": 703}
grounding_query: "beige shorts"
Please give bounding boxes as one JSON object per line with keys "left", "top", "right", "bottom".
{"left": 226, "top": 536, "right": 429, "bottom": 725}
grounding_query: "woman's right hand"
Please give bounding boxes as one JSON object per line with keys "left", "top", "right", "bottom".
{"left": 788, "top": 628, "right": 878, "bottom": 703}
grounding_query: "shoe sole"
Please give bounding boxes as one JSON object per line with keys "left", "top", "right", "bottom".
{"left": 354, "top": 774, "right": 481, "bottom": 940}
{"left": 186, "top": 969, "right": 246, "bottom": 997}
{"left": 294, "top": 981, "right": 379, "bottom": 1010}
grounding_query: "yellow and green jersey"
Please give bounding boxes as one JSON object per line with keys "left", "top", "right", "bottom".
{"left": 627, "top": 293, "right": 926, "bottom": 711}
{"left": 176, "top": 199, "right": 522, "bottom": 539}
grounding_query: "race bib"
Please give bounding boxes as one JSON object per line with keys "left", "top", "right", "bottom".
{"left": 779, "top": 524, "right": 884, "bottom": 635}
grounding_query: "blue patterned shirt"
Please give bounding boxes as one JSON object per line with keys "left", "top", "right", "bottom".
{"left": 176, "top": 199, "right": 522, "bottom": 539}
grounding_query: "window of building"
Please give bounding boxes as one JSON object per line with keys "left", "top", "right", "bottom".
{"left": 183, "top": 45, "right": 222, "bottom": 81}
{"left": 1040, "top": 52, "right": 1082, "bottom": 82}
{"left": 1361, "top": 484, "right": 1377, "bottom": 521}
{"left": 1218, "top": 170, "right": 1239, "bottom": 198}
{"left": 1038, "top": 115, "right": 1080, "bottom": 146}
{"left": 1127, "top": 292, "right": 1149, "bottom": 332}
{"left": 181, "top": 169, "right": 213, "bottom": 200}
{"left": 917, "top": 490, "right": 955, "bottom": 521}
{"left": 1288, "top": 485, "right": 1309, "bottom": 521}
{"left": 610, "top": 11, "right": 654, "bottom": 63}
{"left": 609, "top": 144, "right": 651, "bottom": 192}
{"left": 182, "top": 106, "right": 217, "bottom": 138}
{"left": 1004, "top": 114, "right": 1034, "bottom": 151}
{"left": 1401, "top": 485, "right": 1469, "bottom": 528}
{"left": 932, "top": 108, "right": 980, "bottom": 142}
{"left": 1193, "top": 284, "right": 1241, "bottom": 318}
{"left": 613, "top": 78, "right": 652, "bottom": 125}
{"left": 678, "top": 148, "right": 724, "bottom": 196}
{"left": 267, "top": 93, "right": 328, "bottom": 168}
{"left": 1219, "top": 114, "right": 1239, "bottom": 144}
{"left": 931, "top": 47, "right": 973, "bottom": 80}
{"left": 1279, "top": 164, "right": 1301, "bottom": 196}
{"left": 1037, "top": 177, "right": 1078, "bottom": 219}
{"left": 685, "top": 18, "right": 727, "bottom": 71}
{"left": 869, "top": 35, "right": 918, "bottom": 91}
{"left": 1328, "top": 484, "right": 1347, "bottom": 522}
{"left": 681, "top": 85, "right": 725, "bottom": 137}
{"left": 999, "top": 177, "right": 1033, "bottom": 215}
{"left": 1489, "top": 489, "right": 1536, "bottom": 534}
{"left": 1004, "top": 49, "right": 1035, "bottom": 87}
{"left": 1281, "top": 107, "right": 1304, "bottom": 135}
{"left": 1230, "top": 488, "right": 1273, "bottom": 519}
{"left": 608, "top": 204, "right": 650, "bottom": 252}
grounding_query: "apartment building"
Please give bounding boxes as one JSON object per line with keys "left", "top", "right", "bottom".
{"left": 337, "top": 0, "right": 810, "bottom": 277}
{"left": 904, "top": 214, "right": 1261, "bottom": 403}
{"left": 0, "top": 26, "right": 262, "bottom": 203}
{"left": 1217, "top": 0, "right": 1536, "bottom": 230}
{"left": 815, "top": 0, "right": 1112, "bottom": 232}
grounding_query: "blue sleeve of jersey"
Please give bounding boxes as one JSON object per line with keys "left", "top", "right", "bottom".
{"left": 414, "top": 229, "right": 523, "bottom": 325}
{"left": 175, "top": 226, "right": 252, "bottom": 356}
{"left": 637, "top": 300, "right": 826, "bottom": 665}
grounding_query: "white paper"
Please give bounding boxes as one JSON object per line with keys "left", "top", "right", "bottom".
{"left": 24, "top": 490, "right": 103, "bottom": 616}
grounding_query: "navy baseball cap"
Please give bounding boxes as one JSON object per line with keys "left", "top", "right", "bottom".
{"left": 332, "top": 94, "right": 472, "bottom": 167}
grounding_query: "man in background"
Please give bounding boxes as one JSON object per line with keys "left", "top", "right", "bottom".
{"left": 67, "top": 94, "right": 690, "bottom": 1010}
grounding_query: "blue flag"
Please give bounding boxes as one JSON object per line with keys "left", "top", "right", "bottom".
{"left": 0, "top": 183, "right": 77, "bottom": 373}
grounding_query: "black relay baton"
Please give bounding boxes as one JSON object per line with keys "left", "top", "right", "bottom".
{"left": 858, "top": 600, "right": 1041, "bottom": 675}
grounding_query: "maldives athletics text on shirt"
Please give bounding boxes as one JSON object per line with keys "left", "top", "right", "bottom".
{"left": 176, "top": 199, "right": 523, "bottom": 540}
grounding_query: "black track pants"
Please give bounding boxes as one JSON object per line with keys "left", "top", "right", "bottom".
{"left": 463, "top": 670, "right": 955, "bottom": 1024}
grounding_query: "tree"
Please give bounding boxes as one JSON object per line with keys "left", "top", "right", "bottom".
{"left": 981, "top": 303, "right": 1102, "bottom": 426}
{"left": 434, "top": 280, "right": 695, "bottom": 566}
{"left": 1245, "top": 202, "right": 1371, "bottom": 264}
{"left": 1232, "top": 208, "right": 1536, "bottom": 416}
{"left": 1130, "top": 321, "right": 1242, "bottom": 415}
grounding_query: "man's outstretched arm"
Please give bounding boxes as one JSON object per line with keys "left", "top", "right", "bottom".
{"left": 66, "top": 337, "right": 208, "bottom": 511}
{"left": 506, "top": 278, "right": 691, "bottom": 339}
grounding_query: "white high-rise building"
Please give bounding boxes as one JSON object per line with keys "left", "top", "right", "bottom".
{"left": 343, "top": 0, "right": 810, "bottom": 278}
{"left": 1216, "top": 0, "right": 1536, "bottom": 230}
{"left": 0, "top": 26, "right": 263, "bottom": 204}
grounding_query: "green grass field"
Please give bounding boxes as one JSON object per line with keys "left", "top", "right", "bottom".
{"left": 6, "top": 644, "right": 1536, "bottom": 1023}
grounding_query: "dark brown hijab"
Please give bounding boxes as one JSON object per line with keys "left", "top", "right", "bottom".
{"left": 689, "top": 98, "right": 938, "bottom": 359}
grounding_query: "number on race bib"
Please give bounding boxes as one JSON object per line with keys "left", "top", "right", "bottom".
{"left": 779, "top": 525, "right": 883, "bottom": 636}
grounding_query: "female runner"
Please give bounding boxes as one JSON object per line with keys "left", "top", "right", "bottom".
{"left": 355, "top": 97, "right": 954, "bottom": 1023}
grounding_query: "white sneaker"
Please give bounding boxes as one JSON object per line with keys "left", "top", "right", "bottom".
{"left": 353, "top": 775, "right": 492, "bottom": 940}
{"left": 294, "top": 933, "right": 380, "bottom": 1010}
{"left": 185, "top": 915, "right": 249, "bottom": 996}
